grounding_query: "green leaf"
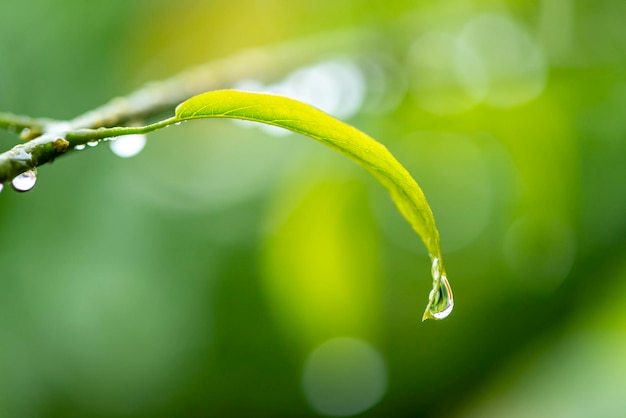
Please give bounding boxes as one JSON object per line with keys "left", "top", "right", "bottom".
{"left": 175, "top": 90, "right": 453, "bottom": 320}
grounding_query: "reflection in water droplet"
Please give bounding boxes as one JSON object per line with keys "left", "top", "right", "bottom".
{"left": 11, "top": 170, "right": 37, "bottom": 192}
{"left": 423, "top": 257, "right": 454, "bottom": 320}
{"left": 428, "top": 276, "right": 454, "bottom": 320}
{"left": 87, "top": 141, "right": 99, "bottom": 147}
{"left": 109, "top": 134, "right": 146, "bottom": 158}
{"left": 74, "top": 144, "right": 86, "bottom": 151}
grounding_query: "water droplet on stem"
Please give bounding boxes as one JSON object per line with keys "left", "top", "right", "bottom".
{"left": 11, "top": 169, "right": 37, "bottom": 192}
{"left": 74, "top": 144, "right": 86, "bottom": 151}
{"left": 109, "top": 134, "right": 146, "bottom": 158}
{"left": 20, "top": 128, "right": 32, "bottom": 139}
{"left": 87, "top": 141, "right": 99, "bottom": 147}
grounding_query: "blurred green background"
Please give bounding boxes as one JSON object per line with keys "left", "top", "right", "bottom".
{"left": 1, "top": 0, "right": 625, "bottom": 417}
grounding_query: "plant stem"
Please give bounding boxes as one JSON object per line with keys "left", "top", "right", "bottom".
{"left": 66, "top": 118, "right": 178, "bottom": 142}
{"left": 0, "top": 28, "right": 376, "bottom": 184}
{"left": 0, "top": 113, "right": 57, "bottom": 139}
{"left": 67, "top": 28, "right": 372, "bottom": 130}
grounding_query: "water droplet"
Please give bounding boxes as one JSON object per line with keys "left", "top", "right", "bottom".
{"left": 422, "top": 257, "right": 454, "bottom": 320}
{"left": 175, "top": 121, "right": 182, "bottom": 126}
{"left": 87, "top": 141, "right": 99, "bottom": 147}
{"left": 109, "top": 134, "right": 146, "bottom": 158}
{"left": 74, "top": 144, "right": 86, "bottom": 151}
{"left": 11, "top": 169, "right": 37, "bottom": 192}
{"left": 20, "top": 128, "right": 32, "bottom": 138}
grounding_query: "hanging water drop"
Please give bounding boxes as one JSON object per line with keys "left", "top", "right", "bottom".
{"left": 74, "top": 144, "right": 86, "bottom": 151}
{"left": 109, "top": 134, "right": 146, "bottom": 158}
{"left": 175, "top": 121, "right": 182, "bottom": 126}
{"left": 20, "top": 128, "right": 32, "bottom": 139}
{"left": 11, "top": 169, "right": 37, "bottom": 192}
{"left": 422, "top": 257, "right": 454, "bottom": 320}
{"left": 424, "top": 275, "right": 454, "bottom": 320}
{"left": 87, "top": 141, "right": 99, "bottom": 147}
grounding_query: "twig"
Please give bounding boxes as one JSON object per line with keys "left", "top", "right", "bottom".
{"left": 68, "top": 29, "right": 372, "bottom": 129}
{"left": 0, "top": 113, "right": 58, "bottom": 139}
{"left": 0, "top": 28, "right": 375, "bottom": 184}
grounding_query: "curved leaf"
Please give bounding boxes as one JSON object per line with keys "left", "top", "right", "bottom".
{"left": 175, "top": 90, "right": 453, "bottom": 320}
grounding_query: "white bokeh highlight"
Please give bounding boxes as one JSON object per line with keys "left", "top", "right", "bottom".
{"left": 461, "top": 14, "right": 547, "bottom": 107}
{"left": 233, "top": 58, "right": 367, "bottom": 137}
{"left": 408, "top": 14, "right": 547, "bottom": 113}
{"left": 302, "top": 337, "right": 387, "bottom": 417}
{"left": 408, "top": 31, "right": 487, "bottom": 115}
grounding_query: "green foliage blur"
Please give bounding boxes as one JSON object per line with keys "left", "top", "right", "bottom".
{"left": 1, "top": 0, "right": 625, "bottom": 417}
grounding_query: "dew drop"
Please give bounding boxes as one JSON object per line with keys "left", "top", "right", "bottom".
{"left": 109, "top": 134, "right": 146, "bottom": 158}
{"left": 422, "top": 257, "right": 454, "bottom": 320}
{"left": 175, "top": 121, "right": 182, "bottom": 126}
{"left": 11, "top": 170, "right": 37, "bottom": 192}
{"left": 74, "top": 144, "right": 86, "bottom": 151}
{"left": 87, "top": 141, "right": 99, "bottom": 147}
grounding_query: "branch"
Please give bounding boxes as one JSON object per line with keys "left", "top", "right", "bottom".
{"left": 0, "top": 28, "right": 376, "bottom": 184}
{"left": 68, "top": 28, "right": 373, "bottom": 129}
{"left": 0, "top": 113, "right": 58, "bottom": 139}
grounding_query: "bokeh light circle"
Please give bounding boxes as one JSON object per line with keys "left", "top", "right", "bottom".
{"left": 302, "top": 337, "right": 387, "bottom": 417}
{"left": 504, "top": 215, "right": 576, "bottom": 291}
